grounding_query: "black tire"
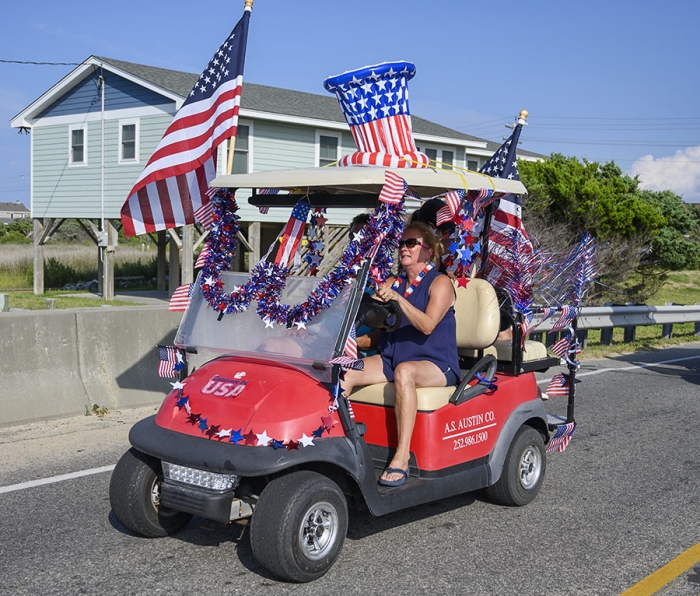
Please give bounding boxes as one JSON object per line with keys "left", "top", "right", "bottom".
{"left": 109, "top": 448, "right": 192, "bottom": 537}
{"left": 249, "top": 471, "right": 348, "bottom": 582}
{"left": 486, "top": 425, "right": 546, "bottom": 506}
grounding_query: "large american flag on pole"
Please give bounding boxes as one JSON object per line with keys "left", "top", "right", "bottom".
{"left": 120, "top": 7, "right": 251, "bottom": 237}
{"left": 480, "top": 116, "right": 533, "bottom": 274}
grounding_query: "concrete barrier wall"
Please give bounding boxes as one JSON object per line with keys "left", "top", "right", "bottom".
{"left": 0, "top": 307, "right": 184, "bottom": 427}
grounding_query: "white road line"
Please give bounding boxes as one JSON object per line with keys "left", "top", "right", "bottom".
{"left": 0, "top": 464, "right": 116, "bottom": 494}
{"left": 537, "top": 354, "right": 700, "bottom": 385}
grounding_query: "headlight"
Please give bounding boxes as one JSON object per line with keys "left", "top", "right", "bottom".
{"left": 162, "top": 461, "right": 239, "bottom": 491}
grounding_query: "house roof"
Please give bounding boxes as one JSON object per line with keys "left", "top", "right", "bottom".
{"left": 0, "top": 201, "right": 30, "bottom": 213}
{"left": 12, "top": 55, "right": 543, "bottom": 159}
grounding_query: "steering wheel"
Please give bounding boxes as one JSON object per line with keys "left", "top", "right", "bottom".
{"left": 356, "top": 293, "right": 402, "bottom": 333}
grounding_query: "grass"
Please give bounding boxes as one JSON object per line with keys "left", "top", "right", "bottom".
{"left": 3, "top": 290, "right": 143, "bottom": 310}
{"left": 579, "top": 324, "right": 699, "bottom": 360}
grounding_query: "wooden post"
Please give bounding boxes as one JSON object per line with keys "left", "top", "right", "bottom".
{"left": 157, "top": 231, "right": 167, "bottom": 291}
{"left": 33, "top": 218, "right": 45, "bottom": 295}
{"left": 247, "top": 222, "right": 261, "bottom": 272}
{"left": 169, "top": 229, "right": 181, "bottom": 295}
{"left": 181, "top": 224, "right": 194, "bottom": 284}
{"left": 101, "top": 220, "right": 117, "bottom": 300}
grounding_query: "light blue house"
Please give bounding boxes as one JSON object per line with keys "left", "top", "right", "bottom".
{"left": 11, "top": 56, "right": 541, "bottom": 295}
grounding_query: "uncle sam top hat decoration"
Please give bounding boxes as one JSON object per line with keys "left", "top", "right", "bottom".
{"left": 324, "top": 61, "right": 430, "bottom": 168}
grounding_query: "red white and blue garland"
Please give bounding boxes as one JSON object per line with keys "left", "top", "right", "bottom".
{"left": 198, "top": 188, "right": 405, "bottom": 327}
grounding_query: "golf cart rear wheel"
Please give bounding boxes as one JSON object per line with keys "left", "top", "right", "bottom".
{"left": 486, "top": 425, "right": 546, "bottom": 506}
{"left": 109, "top": 448, "right": 192, "bottom": 537}
{"left": 249, "top": 471, "right": 348, "bottom": 582}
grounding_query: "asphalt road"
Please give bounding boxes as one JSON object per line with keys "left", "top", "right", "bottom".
{"left": 1, "top": 343, "right": 699, "bottom": 595}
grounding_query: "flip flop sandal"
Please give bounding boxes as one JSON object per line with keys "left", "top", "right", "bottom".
{"left": 378, "top": 467, "right": 409, "bottom": 487}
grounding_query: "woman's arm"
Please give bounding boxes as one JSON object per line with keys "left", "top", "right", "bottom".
{"left": 377, "top": 275, "right": 455, "bottom": 335}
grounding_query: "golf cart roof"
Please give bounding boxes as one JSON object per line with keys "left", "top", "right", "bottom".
{"left": 210, "top": 166, "right": 526, "bottom": 208}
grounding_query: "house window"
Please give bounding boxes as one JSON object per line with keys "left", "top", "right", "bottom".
{"left": 232, "top": 124, "right": 250, "bottom": 174}
{"left": 419, "top": 146, "right": 455, "bottom": 169}
{"left": 467, "top": 159, "right": 479, "bottom": 171}
{"left": 70, "top": 126, "right": 86, "bottom": 165}
{"left": 120, "top": 122, "right": 137, "bottom": 162}
{"left": 442, "top": 150, "right": 454, "bottom": 170}
{"left": 424, "top": 147, "right": 438, "bottom": 164}
{"left": 318, "top": 134, "right": 339, "bottom": 167}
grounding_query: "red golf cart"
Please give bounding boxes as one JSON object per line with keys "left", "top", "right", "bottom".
{"left": 109, "top": 165, "right": 581, "bottom": 582}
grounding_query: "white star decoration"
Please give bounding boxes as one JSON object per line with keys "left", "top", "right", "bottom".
{"left": 256, "top": 430, "right": 271, "bottom": 447}
{"left": 170, "top": 380, "right": 185, "bottom": 390}
{"left": 298, "top": 433, "right": 315, "bottom": 447}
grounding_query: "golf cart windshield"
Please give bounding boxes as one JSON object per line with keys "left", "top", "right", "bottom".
{"left": 175, "top": 272, "right": 357, "bottom": 380}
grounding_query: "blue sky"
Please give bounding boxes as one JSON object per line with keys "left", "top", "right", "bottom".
{"left": 2, "top": 0, "right": 699, "bottom": 207}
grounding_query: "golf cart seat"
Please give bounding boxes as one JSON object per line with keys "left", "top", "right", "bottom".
{"left": 349, "top": 278, "right": 501, "bottom": 411}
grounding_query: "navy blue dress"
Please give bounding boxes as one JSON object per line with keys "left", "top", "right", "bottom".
{"left": 378, "top": 267, "right": 460, "bottom": 385}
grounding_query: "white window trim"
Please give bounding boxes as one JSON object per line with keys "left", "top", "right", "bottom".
{"left": 315, "top": 130, "right": 341, "bottom": 167}
{"left": 221, "top": 120, "right": 253, "bottom": 174}
{"left": 465, "top": 154, "right": 480, "bottom": 171}
{"left": 118, "top": 118, "right": 140, "bottom": 164}
{"left": 68, "top": 122, "right": 87, "bottom": 167}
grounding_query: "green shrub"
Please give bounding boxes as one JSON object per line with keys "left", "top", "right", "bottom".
{"left": 44, "top": 257, "right": 96, "bottom": 288}
{"left": 0, "top": 231, "right": 31, "bottom": 244}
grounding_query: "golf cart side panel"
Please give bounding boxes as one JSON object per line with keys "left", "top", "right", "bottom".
{"left": 153, "top": 357, "right": 345, "bottom": 442}
{"left": 353, "top": 399, "right": 550, "bottom": 517}
{"left": 129, "top": 416, "right": 361, "bottom": 478}
{"left": 351, "top": 372, "right": 542, "bottom": 471}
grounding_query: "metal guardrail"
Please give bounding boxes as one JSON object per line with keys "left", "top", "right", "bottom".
{"left": 533, "top": 304, "right": 700, "bottom": 332}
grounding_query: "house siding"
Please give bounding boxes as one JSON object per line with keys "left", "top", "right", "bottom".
{"left": 38, "top": 70, "right": 170, "bottom": 119}
{"left": 32, "top": 112, "right": 173, "bottom": 218}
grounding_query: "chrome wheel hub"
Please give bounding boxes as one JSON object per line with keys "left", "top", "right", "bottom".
{"left": 298, "top": 501, "right": 339, "bottom": 560}
{"left": 519, "top": 446, "right": 542, "bottom": 490}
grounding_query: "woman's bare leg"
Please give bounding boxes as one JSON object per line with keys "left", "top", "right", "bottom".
{"left": 381, "top": 360, "right": 446, "bottom": 483}
{"left": 340, "top": 354, "right": 387, "bottom": 394}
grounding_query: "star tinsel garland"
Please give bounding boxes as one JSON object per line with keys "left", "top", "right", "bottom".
{"left": 199, "top": 189, "right": 405, "bottom": 326}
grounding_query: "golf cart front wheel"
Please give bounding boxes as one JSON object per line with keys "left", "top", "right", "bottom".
{"left": 486, "top": 425, "right": 546, "bottom": 506}
{"left": 109, "top": 448, "right": 192, "bottom": 537}
{"left": 249, "top": 471, "right": 348, "bottom": 582}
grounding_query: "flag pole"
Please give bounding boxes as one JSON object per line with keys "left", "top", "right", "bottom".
{"left": 226, "top": 0, "right": 254, "bottom": 175}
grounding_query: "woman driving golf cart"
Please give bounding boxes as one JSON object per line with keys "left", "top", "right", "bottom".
{"left": 342, "top": 222, "right": 460, "bottom": 487}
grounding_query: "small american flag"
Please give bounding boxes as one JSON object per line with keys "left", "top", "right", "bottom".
{"left": 256, "top": 188, "right": 278, "bottom": 214}
{"left": 550, "top": 305, "right": 577, "bottom": 333}
{"left": 472, "top": 188, "right": 495, "bottom": 215}
{"left": 194, "top": 200, "right": 215, "bottom": 229}
{"left": 549, "top": 335, "right": 571, "bottom": 358}
{"left": 546, "top": 373, "right": 570, "bottom": 397}
{"left": 330, "top": 326, "right": 364, "bottom": 371}
{"left": 435, "top": 205, "right": 453, "bottom": 227}
{"left": 274, "top": 200, "right": 310, "bottom": 268}
{"left": 158, "top": 345, "right": 178, "bottom": 378}
{"left": 120, "top": 7, "right": 251, "bottom": 236}
{"left": 546, "top": 422, "right": 576, "bottom": 453}
{"left": 378, "top": 171, "right": 407, "bottom": 204}
{"left": 443, "top": 189, "right": 465, "bottom": 217}
{"left": 194, "top": 244, "right": 211, "bottom": 269}
{"left": 169, "top": 283, "right": 194, "bottom": 312}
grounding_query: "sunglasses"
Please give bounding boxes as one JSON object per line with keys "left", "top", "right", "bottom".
{"left": 398, "top": 238, "right": 429, "bottom": 249}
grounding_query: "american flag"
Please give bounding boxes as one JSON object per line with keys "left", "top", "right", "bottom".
{"left": 435, "top": 205, "right": 453, "bottom": 227}
{"left": 480, "top": 116, "right": 532, "bottom": 274}
{"left": 330, "top": 326, "right": 364, "bottom": 371}
{"left": 169, "top": 283, "right": 194, "bottom": 312}
{"left": 157, "top": 345, "right": 179, "bottom": 378}
{"left": 550, "top": 305, "right": 577, "bottom": 333}
{"left": 546, "top": 422, "right": 576, "bottom": 453}
{"left": 549, "top": 334, "right": 572, "bottom": 358}
{"left": 378, "top": 171, "right": 407, "bottom": 204}
{"left": 120, "top": 8, "right": 251, "bottom": 237}
{"left": 194, "top": 244, "right": 211, "bottom": 269}
{"left": 444, "top": 189, "right": 465, "bottom": 217}
{"left": 274, "top": 200, "right": 310, "bottom": 267}
{"left": 546, "top": 373, "right": 570, "bottom": 397}
{"left": 256, "top": 188, "right": 279, "bottom": 214}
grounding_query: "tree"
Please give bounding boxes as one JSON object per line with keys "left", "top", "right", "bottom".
{"left": 518, "top": 154, "right": 700, "bottom": 303}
